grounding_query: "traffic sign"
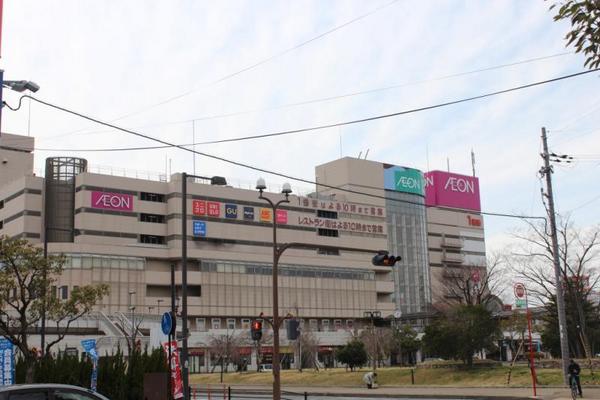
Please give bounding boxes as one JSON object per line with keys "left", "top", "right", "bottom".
{"left": 515, "top": 299, "right": 526, "bottom": 309}
{"left": 514, "top": 283, "right": 526, "bottom": 299}
{"left": 161, "top": 312, "right": 175, "bottom": 336}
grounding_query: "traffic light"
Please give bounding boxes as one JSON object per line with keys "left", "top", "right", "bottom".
{"left": 372, "top": 250, "right": 401, "bottom": 266}
{"left": 251, "top": 320, "right": 263, "bottom": 341}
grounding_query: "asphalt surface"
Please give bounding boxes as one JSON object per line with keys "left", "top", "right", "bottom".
{"left": 190, "top": 384, "right": 600, "bottom": 400}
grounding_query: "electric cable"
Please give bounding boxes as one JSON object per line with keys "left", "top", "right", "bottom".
{"left": 4, "top": 95, "right": 545, "bottom": 221}
{"left": 39, "top": 50, "right": 574, "bottom": 141}
{"left": 29, "top": 67, "right": 600, "bottom": 152}
{"left": 52, "top": 0, "right": 401, "bottom": 139}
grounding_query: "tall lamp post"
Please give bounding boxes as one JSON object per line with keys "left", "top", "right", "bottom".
{"left": 179, "top": 172, "right": 227, "bottom": 400}
{"left": 256, "top": 177, "right": 292, "bottom": 400}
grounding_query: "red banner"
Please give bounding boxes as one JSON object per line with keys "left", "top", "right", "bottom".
{"left": 163, "top": 341, "right": 184, "bottom": 399}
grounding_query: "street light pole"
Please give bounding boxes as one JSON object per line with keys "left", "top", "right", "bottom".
{"left": 256, "top": 178, "right": 291, "bottom": 400}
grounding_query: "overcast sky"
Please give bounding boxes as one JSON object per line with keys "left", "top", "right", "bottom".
{"left": 1, "top": 1, "right": 599, "bottom": 254}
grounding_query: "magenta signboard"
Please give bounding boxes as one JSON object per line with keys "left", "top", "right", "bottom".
{"left": 91, "top": 191, "right": 134, "bottom": 212}
{"left": 425, "top": 171, "right": 481, "bottom": 211}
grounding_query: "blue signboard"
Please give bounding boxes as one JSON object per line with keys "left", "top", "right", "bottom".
{"left": 81, "top": 339, "right": 98, "bottom": 361}
{"left": 0, "top": 339, "right": 14, "bottom": 386}
{"left": 225, "top": 204, "right": 238, "bottom": 219}
{"left": 243, "top": 207, "right": 254, "bottom": 221}
{"left": 193, "top": 220, "right": 206, "bottom": 237}
{"left": 81, "top": 339, "right": 98, "bottom": 391}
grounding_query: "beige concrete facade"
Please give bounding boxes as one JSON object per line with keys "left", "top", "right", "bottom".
{"left": 427, "top": 206, "right": 486, "bottom": 307}
{"left": 0, "top": 134, "right": 488, "bottom": 346}
{"left": 1, "top": 142, "right": 396, "bottom": 335}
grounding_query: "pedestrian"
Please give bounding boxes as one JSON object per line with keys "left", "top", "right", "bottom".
{"left": 568, "top": 359, "right": 583, "bottom": 397}
{"left": 363, "top": 371, "right": 377, "bottom": 389}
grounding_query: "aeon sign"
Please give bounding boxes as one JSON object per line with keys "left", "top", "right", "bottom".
{"left": 91, "top": 191, "right": 134, "bottom": 212}
{"left": 425, "top": 171, "right": 480, "bottom": 211}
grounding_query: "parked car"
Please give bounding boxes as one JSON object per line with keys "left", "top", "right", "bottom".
{"left": 0, "top": 384, "right": 110, "bottom": 400}
{"left": 259, "top": 363, "right": 273, "bottom": 372}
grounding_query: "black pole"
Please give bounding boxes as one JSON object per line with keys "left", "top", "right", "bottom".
{"left": 180, "top": 173, "right": 190, "bottom": 400}
{"left": 169, "top": 262, "right": 175, "bottom": 400}
{"left": 41, "top": 226, "right": 47, "bottom": 356}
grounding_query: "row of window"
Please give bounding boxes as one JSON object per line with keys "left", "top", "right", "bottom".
{"left": 199, "top": 260, "right": 375, "bottom": 281}
{"left": 63, "top": 254, "right": 145, "bottom": 270}
{"left": 196, "top": 317, "right": 354, "bottom": 332}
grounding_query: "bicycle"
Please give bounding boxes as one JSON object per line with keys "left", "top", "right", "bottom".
{"left": 569, "top": 374, "right": 580, "bottom": 400}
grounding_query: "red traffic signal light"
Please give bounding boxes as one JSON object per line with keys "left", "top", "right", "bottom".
{"left": 251, "top": 320, "right": 263, "bottom": 341}
{"left": 372, "top": 251, "right": 401, "bottom": 266}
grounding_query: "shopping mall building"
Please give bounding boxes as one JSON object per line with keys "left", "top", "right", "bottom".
{"left": 0, "top": 133, "right": 485, "bottom": 371}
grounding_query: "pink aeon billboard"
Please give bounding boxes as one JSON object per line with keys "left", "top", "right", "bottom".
{"left": 91, "top": 191, "right": 134, "bottom": 212}
{"left": 424, "top": 171, "right": 481, "bottom": 211}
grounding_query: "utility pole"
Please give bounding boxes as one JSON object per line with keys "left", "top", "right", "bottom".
{"left": 180, "top": 173, "right": 190, "bottom": 400}
{"left": 540, "top": 127, "right": 570, "bottom": 385}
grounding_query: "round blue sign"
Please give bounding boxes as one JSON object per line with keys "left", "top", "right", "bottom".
{"left": 161, "top": 312, "right": 174, "bottom": 335}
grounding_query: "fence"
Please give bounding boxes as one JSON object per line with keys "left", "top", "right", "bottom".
{"left": 189, "top": 386, "right": 312, "bottom": 400}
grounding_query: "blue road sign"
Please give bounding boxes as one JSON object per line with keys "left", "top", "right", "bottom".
{"left": 161, "top": 311, "right": 175, "bottom": 335}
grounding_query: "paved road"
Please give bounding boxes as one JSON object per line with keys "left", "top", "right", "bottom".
{"left": 191, "top": 384, "right": 600, "bottom": 399}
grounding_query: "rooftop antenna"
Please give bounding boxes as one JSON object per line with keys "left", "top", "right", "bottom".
{"left": 364, "top": 149, "right": 370, "bottom": 160}
{"left": 471, "top": 148, "right": 476, "bottom": 177}
{"left": 339, "top": 127, "right": 343, "bottom": 158}
{"left": 426, "top": 141, "right": 430, "bottom": 171}
{"left": 357, "top": 151, "right": 362, "bottom": 159}
{"left": 447, "top": 157, "right": 450, "bottom": 172}
{"left": 192, "top": 120, "right": 197, "bottom": 176}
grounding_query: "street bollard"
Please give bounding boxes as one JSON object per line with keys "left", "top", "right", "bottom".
{"left": 228, "top": 386, "right": 231, "bottom": 400}
{"left": 411, "top": 368, "right": 415, "bottom": 385}
{"left": 304, "top": 391, "right": 308, "bottom": 400}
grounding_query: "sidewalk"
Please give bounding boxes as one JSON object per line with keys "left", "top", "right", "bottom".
{"left": 205, "top": 384, "right": 600, "bottom": 399}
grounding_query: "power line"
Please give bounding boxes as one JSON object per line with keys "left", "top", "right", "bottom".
{"left": 51, "top": 0, "right": 401, "bottom": 139}
{"left": 30, "top": 67, "right": 600, "bottom": 153}
{"left": 4, "top": 94, "right": 545, "bottom": 221}
{"left": 40, "top": 51, "right": 574, "bottom": 142}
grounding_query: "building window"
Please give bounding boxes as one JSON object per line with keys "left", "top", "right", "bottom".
{"left": 227, "top": 318, "right": 236, "bottom": 330}
{"left": 317, "top": 228, "right": 339, "bottom": 237}
{"left": 196, "top": 318, "right": 206, "bottom": 331}
{"left": 241, "top": 319, "right": 251, "bottom": 330}
{"left": 346, "top": 320, "right": 354, "bottom": 329}
{"left": 317, "top": 210, "right": 337, "bottom": 219}
{"left": 140, "top": 192, "right": 165, "bottom": 203}
{"left": 60, "top": 286, "right": 69, "bottom": 300}
{"left": 140, "top": 235, "right": 165, "bottom": 245}
{"left": 309, "top": 319, "right": 318, "bottom": 331}
{"left": 0, "top": 200, "right": 3, "bottom": 209}
{"left": 211, "top": 318, "right": 221, "bottom": 330}
{"left": 140, "top": 213, "right": 165, "bottom": 223}
{"left": 317, "top": 248, "right": 340, "bottom": 256}
{"left": 322, "top": 320, "right": 330, "bottom": 332}
{"left": 334, "top": 319, "right": 342, "bottom": 331}
{"left": 0, "top": 221, "right": 3, "bottom": 230}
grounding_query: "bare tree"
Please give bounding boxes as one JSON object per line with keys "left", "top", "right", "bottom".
{"left": 359, "top": 327, "right": 393, "bottom": 370}
{"left": 208, "top": 331, "right": 251, "bottom": 374}
{"left": 441, "top": 253, "right": 506, "bottom": 309}
{"left": 510, "top": 216, "right": 600, "bottom": 360}
{"left": 291, "top": 329, "right": 320, "bottom": 371}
